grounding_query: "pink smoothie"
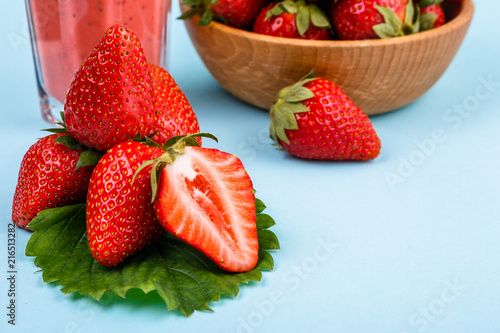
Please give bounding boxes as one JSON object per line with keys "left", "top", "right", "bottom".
{"left": 27, "top": 0, "right": 171, "bottom": 103}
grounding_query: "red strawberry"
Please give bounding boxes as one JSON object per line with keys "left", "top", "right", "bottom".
{"left": 419, "top": 4, "right": 446, "bottom": 30}
{"left": 331, "top": 0, "right": 415, "bottom": 40}
{"left": 12, "top": 133, "right": 95, "bottom": 230}
{"left": 148, "top": 64, "right": 201, "bottom": 147}
{"left": 269, "top": 72, "right": 381, "bottom": 160}
{"left": 64, "top": 25, "right": 156, "bottom": 151}
{"left": 181, "top": 0, "right": 270, "bottom": 30}
{"left": 86, "top": 140, "right": 165, "bottom": 267}
{"left": 144, "top": 135, "right": 259, "bottom": 272}
{"left": 210, "top": 0, "right": 271, "bottom": 29}
{"left": 253, "top": 1, "right": 332, "bottom": 40}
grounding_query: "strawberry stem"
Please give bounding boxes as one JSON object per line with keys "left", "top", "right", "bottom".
{"left": 133, "top": 132, "right": 218, "bottom": 202}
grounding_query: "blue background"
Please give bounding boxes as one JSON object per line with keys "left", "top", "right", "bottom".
{"left": 1, "top": 1, "right": 499, "bottom": 332}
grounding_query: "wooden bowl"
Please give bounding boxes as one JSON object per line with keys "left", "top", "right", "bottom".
{"left": 181, "top": 0, "right": 474, "bottom": 115}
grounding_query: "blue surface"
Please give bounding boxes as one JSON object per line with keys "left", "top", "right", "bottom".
{"left": 1, "top": 1, "right": 499, "bottom": 332}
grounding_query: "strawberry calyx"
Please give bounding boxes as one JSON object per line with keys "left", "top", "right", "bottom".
{"left": 419, "top": 9, "right": 439, "bottom": 31}
{"left": 417, "top": 1, "right": 445, "bottom": 31}
{"left": 265, "top": 0, "right": 331, "bottom": 36}
{"left": 373, "top": 1, "right": 420, "bottom": 38}
{"left": 269, "top": 70, "right": 317, "bottom": 146}
{"left": 42, "top": 111, "right": 70, "bottom": 134}
{"left": 179, "top": 0, "right": 214, "bottom": 25}
{"left": 133, "top": 133, "right": 218, "bottom": 201}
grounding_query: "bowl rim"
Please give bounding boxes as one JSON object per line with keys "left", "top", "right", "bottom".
{"left": 181, "top": 0, "right": 474, "bottom": 48}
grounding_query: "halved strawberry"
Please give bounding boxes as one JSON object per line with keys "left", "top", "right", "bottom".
{"left": 142, "top": 134, "right": 259, "bottom": 272}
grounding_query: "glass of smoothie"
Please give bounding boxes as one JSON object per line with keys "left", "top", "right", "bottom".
{"left": 25, "top": 0, "right": 171, "bottom": 123}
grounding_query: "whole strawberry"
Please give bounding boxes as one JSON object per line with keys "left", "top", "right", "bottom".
{"left": 141, "top": 134, "right": 259, "bottom": 272}
{"left": 253, "top": 0, "right": 332, "bottom": 40}
{"left": 181, "top": 0, "right": 271, "bottom": 30}
{"left": 269, "top": 72, "right": 381, "bottom": 160}
{"left": 331, "top": 0, "right": 416, "bottom": 40}
{"left": 148, "top": 64, "right": 201, "bottom": 147}
{"left": 212, "top": 0, "right": 270, "bottom": 29}
{"left": 86, "top": 140, "right": 165, "bottom": 266}
{"left": 417, "top": 1, "right": 446, "bottom": 30}
{"left": 12, "top": 133, "right": 95, "bottom": 230}
{"left": 64, "top": 25, "right": 156, "bottom": 151}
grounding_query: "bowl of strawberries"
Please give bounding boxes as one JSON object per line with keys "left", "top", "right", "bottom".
{"left": 180, "top": 0, "right": 474, "bottom": 115}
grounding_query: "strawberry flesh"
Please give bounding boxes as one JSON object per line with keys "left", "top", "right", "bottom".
{"left": 154, "top": 146, "right": 259, "bottom": 272}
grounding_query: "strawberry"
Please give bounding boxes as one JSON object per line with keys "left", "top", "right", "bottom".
{"left": 181, "top": 0, "right": 271, "bottom": 30}
{"left": 253, "top": 0, "right": 332, "bottom": 40}
{"left": 148, "top": 64, "right": 201, "bottom": 147}
{"left": 416, "top": 1, "right": 446, "bottom": 30}
{"left": 12, "top": 133, "right": 95, "bottom": 230}
{"left": 141, "top": 134, "right": 259, "bottom": 272}
{"left": 269, "top": 72, "right": 381, "bottom": 160}
{"left": 331, "top": 0, "right": 418, "bottom": 40}
{"left": 86, "top": 140, "right": 165, "bottom": 267}
{"left": 64, "top": 25, "right": 156, "bottom": 151}
{"left": 211, "top": 0, "right": 271, "bottom": 29}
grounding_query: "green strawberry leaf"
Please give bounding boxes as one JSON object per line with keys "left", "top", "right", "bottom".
{"left": 54, "top": 134, "right": 85, "bottom": 149}
{"left": 373, "top": 5, "right": 402, "bottom": 38}
{"left": 53, "top": 134, "right": 105, "bottom": 169}
{"left": 199, "top": 9, "right": 214, "bottom": 26}
{"left": 269, "top": 71, "right": 318, "bottom": 146}
{"left": 267, "top": 4, "right": 285, "bottom": 20}
{"left": 419, "top": 12, "right": 438, "bottom": 31}
{"left": 296, "top": 5, "right": 311, "bottom": 37}
{"left": 255, "top": 198, "right": 266, "bottom": 214}
{"left": 256, "top": 213, "right": 276, "bottom": 230}
{"left": 309, "top": 5, "right": 331, "bottom": 29}
{"left": 418, "top": 0, "right": 443, "bottom": 8}
{"left": 25, "top": 197, "right": 278, "bottom": 317}
{"left": 283, "top": 85, "right": 316, "bottom": 103}
{"left": 280, "top": 0, "right": 298, "bottom": 14}
{"left": 75, "top": 150, "right": 105, "bottom": 170}
{"left": 182, "top": 0, "right": 201, "bottom": 6}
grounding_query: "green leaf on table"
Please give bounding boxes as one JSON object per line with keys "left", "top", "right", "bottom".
{"left": 25, "top": 197, "right": 279, "bottom": 317}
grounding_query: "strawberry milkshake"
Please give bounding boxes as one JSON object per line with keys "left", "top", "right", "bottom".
{"left": 25, "top": 0, "right": 171, "bottom": 122}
